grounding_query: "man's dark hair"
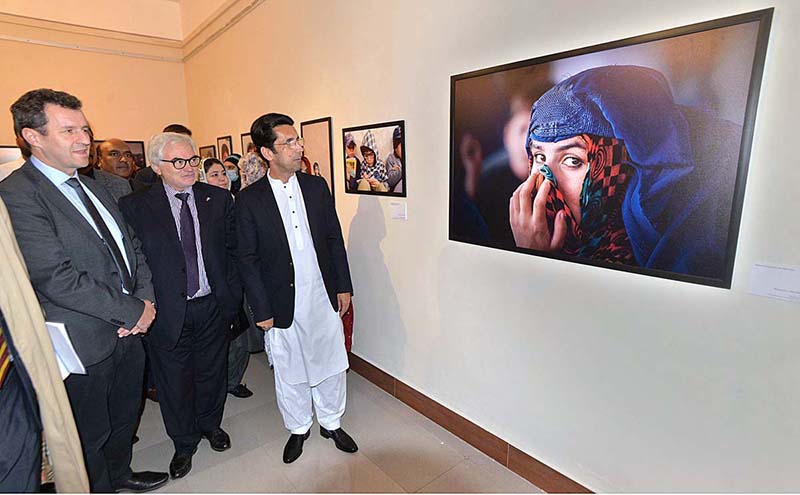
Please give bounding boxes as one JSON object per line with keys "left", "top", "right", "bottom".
{"left": 162, "top": 123, "right": 192, "bottom": 136}
{"left": 11, "top": 89, "right": 82, "bottom": 147}
{"left": 250, "top": 113, "right": 294, "bottom": 162}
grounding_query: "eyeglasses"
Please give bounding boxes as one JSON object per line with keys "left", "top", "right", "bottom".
{"left": 160, "top": 155, "right": 201, "bottom": 169}
{"left": 108, "top": 150, "right": 134, "bottom": 160}
{"left": 274, "top": 137, "right": 305, "bottom": 149}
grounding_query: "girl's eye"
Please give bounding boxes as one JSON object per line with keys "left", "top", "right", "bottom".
{"left": 563, "top": 156, "right": 584, "bottom": 168}
{"left": 532, "top": 153, "right": 546, "bottom": 164}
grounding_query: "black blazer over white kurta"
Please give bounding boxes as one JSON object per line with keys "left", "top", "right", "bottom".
{"left": 119, "top": 181, "right": 241, "bottom": 350}
{"left": 236, "top": 172, "right": 352, "bottom": 328}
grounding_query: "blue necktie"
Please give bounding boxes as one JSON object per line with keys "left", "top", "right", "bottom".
{"left": 175, "top": 193, "right": 200, "bottom": 297}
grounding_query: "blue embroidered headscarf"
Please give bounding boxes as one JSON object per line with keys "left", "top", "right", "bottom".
{"left": 526, "top": 65, "right": 729, "bottom": 277}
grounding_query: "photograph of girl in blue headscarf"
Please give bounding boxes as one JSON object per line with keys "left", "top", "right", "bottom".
{"left": 450, "top": 12, "right": 770, "bottom": 287}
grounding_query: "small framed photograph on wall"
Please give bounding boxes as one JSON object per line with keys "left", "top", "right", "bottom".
{"left": 342, "top": 120, "right": 406, "bottom": 197}
{"left": 217, "top": 135, "right": 233, "bottom": 161}
{"left": 300, "top": 117, "right": 335, "bottom": 203}
{"left": 240, "top": 133, "right": 255, "bottom": 155}
{"left": 199, "top": 145, "right": 217, "bottom": 159}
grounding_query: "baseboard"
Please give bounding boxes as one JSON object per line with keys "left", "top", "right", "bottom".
{"left": 348, "top": 352, "right": 592, "bottom": 494}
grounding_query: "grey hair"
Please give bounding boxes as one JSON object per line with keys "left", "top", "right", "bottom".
{"left": 146, "top": 132, "right": 197, "bottom": 168}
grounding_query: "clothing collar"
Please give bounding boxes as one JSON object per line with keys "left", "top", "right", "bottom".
{"left": 30, "top": 155, "right": 78, "bottom": 186}
{"left": 163, "top": 181, "right": 194, "bottom": 199}
{"left": 267, "top": 170, "right": 297, "bottom": 188}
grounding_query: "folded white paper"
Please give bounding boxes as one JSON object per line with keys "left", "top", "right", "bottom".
{"left": 45, "top": 321, "right": 86, "bottom": 379}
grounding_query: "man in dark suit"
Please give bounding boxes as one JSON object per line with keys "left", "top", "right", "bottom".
{"left": 237, "top": 113, "right": 357, "bottom": 464}
{"left": 119, "top": 132, "right": 241, "bottom": 480}
{"left": 0, "top": 88, "right": 168, "bottom": 492}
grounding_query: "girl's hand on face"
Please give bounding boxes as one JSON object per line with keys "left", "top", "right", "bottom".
{"left": 509, "top": 169, "right": 566, "bottom": 252}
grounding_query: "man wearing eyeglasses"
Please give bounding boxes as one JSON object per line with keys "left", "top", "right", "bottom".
{"left": 119, "top": 132, "right": 242, "bottom": 480}
{"left": 237, "top": 113, "right": 356, "bottom": 464}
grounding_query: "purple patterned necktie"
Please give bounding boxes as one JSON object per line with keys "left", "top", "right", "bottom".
{"left": 175, "top": 193, "right": 200, "bottom": 297}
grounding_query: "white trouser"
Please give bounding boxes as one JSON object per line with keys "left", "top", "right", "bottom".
{"left": 274, "top": 366, "right": 347, "bottom": 435}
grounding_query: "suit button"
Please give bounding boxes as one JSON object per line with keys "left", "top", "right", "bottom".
{"left": 289, "top": 283, "right": 294, "bottom": 288}
{"left": 289, "top": 262, "right": 293, "bottom": 266}
{"left": 180, "top": 292, "right": 186, "bottom": 297}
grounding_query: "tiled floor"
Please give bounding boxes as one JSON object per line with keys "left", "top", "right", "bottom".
{"left": 133, "top": 352, "right": 542, "bottom": 493}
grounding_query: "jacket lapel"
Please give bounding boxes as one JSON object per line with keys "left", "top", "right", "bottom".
{"left": 22, "top": 163, "right": 105, "bottom": 249}
{"left": 147, "top": 182, "right": 182, "bottom": 252}
{"left": 193, "top": 184, "right": 212, "bottom": 271}
{"left": 81, "top": 176, "right": 137, "bottom": 277}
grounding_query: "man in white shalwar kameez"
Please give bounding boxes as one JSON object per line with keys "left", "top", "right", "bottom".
{"left": 237, "top": 113, "right": 357, "bottom": 464}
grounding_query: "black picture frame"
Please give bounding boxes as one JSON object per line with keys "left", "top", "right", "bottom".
{"left": 216, "top": 135, "right": 233, "bottom": 161}
{"left": 300, "top": 117, "right": 336, "bottom": 204}
{"left": 199, "top": 145, "right": 217, "bottom": 159}
{"left": 448, "top": 9, "right": 772, "bottom": 289}
{"left": 342, "top": 120, "right": 406, "bottom": 197}
{"left": 240, "top": 133, "right": 255, "bottom": 155}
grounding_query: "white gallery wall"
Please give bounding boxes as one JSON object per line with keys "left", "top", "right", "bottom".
{"left": 184, "top": 0, "right": 800, "bottom": 491}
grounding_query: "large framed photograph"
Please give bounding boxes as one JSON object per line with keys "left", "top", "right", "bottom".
{"left": 199, "top": 145, "right": 217, "bottom": 159}
{"left": 217, "top": 135, "right": 233, "bottom": 161}
{"left": 342, "top": 120, "right": 406, "bottom": 197}
{"left": 300, "top": 117, "right": 335, "bottom": 202}
{"left": 449, "top": 9, "right": 772, "bottom": 288}
{"left": 240, "top": 133, "right": 255, "bottom": 155}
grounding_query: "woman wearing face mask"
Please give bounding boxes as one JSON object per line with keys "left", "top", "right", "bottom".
{"left": 200, "top": 156, "right": 254, "bottom": 399}
{"left": 223, "top": 153, "right": 242, "bottom": 195}
{"left": 510, "top": 65, "right": 740, "bottom": 279}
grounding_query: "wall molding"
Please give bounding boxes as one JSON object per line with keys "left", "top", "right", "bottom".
{"left": 0, "top": 0, "right": 264, "bottom": 63}
{"left": 348, "top": 353, "right": 593, "bottom": 494}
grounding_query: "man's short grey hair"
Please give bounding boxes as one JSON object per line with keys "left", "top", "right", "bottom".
{"left": 147, "top": 132, "right": 197, "bottom": 167}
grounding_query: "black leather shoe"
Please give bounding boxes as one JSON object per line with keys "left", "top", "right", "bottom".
{"left": 203, "top": 428, "right": 231, "bottom": 452}
{"left": 228, "top": 383, "right": 253, "bottom": 398}
{"left": 169, "top": 449, "right": 195, "bottom": 479}
{"left": 282, "top": 430, "right": 310, "bottom": 464}
{"left": 320, "top": 426, "right": 358, "bottom": 453}
{"left": 114, "top": 471, "right": 169, "bottom": 492}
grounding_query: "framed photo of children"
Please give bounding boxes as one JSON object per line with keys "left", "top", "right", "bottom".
{"left": 342, "top": 120, "right": 406, "bottom": 197}
{"left": 448, "top": 9, "right": 772, "bottom": 289}
{"left": 217, "top": 135, "right": 233, "bottom": 161}
{"left": 199, "top": 145, "right": 217, "bottom": 159}
{"left": 300, "top": 117, "right": 336, "bottom": 203}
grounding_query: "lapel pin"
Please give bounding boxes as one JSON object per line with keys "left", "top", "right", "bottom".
{"left": 206, "top": 196, "right": 211, "bottom": 202}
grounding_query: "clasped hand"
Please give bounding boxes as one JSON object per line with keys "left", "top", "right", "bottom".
{"left": 117, "top": 299, "right": 156, "bottom": 337}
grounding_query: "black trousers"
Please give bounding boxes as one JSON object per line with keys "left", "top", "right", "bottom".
{"left": 0, "top": 365, "right": 42, "bottom": 493}
{"left": 65, "top": 336, "right": 144, "bottom": 492}
{"left": 147, "top": 296, "right": 227, "bottom": 454}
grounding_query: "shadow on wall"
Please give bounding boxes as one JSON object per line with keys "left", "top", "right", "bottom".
{"left": 346, "top": 196, "right": 407, "bottom": 373}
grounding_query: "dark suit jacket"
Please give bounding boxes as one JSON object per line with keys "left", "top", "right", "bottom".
{"left": 119, "top": 181, "right": 242, "bottom": 350}
{"left": 236, "top": 172, "right": 353, "bottom": 328}
{"left": 0, "top": 162, "right": 154, "bottom": 367}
